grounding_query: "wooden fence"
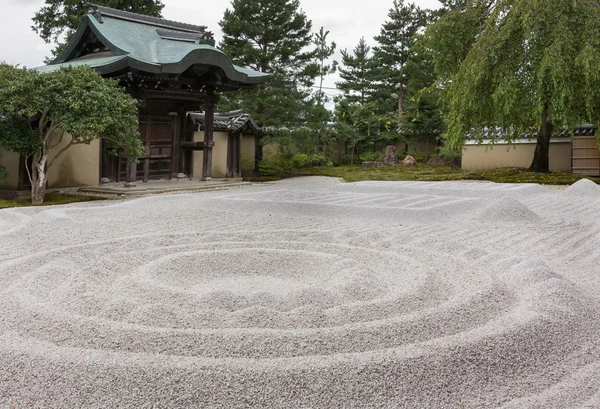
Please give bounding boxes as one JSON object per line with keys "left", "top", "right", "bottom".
{"left": 572, "top": 126, "right": 600, "bottom": 177}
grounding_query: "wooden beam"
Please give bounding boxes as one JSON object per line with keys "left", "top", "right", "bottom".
{"left": 180, "top": 141, "right": 214, "bottom": 150}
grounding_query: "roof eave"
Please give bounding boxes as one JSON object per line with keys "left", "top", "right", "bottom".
{"left": 52, "top": 15, "right": 127, "bottom": 65}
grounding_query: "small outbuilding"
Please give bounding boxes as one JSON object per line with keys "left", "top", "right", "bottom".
{"left": 0, "top": 4, "right": 268, "bottom": 196}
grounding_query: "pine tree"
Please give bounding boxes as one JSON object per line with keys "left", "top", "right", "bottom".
{"left": 313, "top": 27, "right": 338, "bottom": 106}
{"left": 372, "top": 0, "right": 428, "bottom": 117}
{"left": 398, "top": 36, "right": 443, "bottom": 149}
{"left": 336, "top": 37, "right": 377, "bottom": 105}
{"left": 219, "top": 0, "right": 318, "bottom": 131}
{"left": 32, "top": 0, "right": 164, "bottom": 58}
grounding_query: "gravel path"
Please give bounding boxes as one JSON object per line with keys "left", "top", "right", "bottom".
{"left": 0, "top": 177, "right": 599, "bottom": 408}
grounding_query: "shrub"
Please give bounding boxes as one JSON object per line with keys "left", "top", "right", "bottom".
{"left": 308, "top": 153, "right": 328, "bottom": 166}
{"left": 438, "top": 146, "right": 462, "bottom": 161}
{"left": 257, "top": 152, "right": 293, "bottom": 176}
{"left": 359, "top": 151, "right": 381, "bottom": 162}
{"left": 292, "top": 153, "right": 309, "bottom": 168}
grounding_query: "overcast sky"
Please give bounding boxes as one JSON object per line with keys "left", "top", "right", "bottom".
{"left": 0, "top": 0, "right": 441, "bottom": 97}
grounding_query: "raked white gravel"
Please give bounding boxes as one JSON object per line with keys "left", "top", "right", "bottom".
{"left": 0, "top": 177, "right": 599, "bottom": 408}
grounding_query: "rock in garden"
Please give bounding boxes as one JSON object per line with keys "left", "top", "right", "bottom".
{"left": 402, "top": 155, "right": 417, "bottom": 167}
{"left": 362, "top": 161, "right": 383, "bottom": 169}
{"left": 427, "top": 156, "right": 446, "bottom": 166}
{"left": 383, "top": 145, "right": 398, "bottom": 166}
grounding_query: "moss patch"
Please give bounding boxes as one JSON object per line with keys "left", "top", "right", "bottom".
{"left": 0, "top": 193, "right": 104, "bottom": 209}
{"left": 291, "top": 165, "right": 600, "bottom": 185}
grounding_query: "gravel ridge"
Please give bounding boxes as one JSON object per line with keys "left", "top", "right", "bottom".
{"left": 0, "top": 177, "right": 598, "bottom": 408}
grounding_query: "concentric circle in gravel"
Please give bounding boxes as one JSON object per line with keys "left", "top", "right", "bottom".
{"left": 0, "top": 177, "right": 599, "bottom": 408}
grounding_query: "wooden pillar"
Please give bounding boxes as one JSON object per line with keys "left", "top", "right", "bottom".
{"left": 124, "top": 158, "right": 137, "bottom": 187}
{"left": 201, "top": 96, "right": 215, "bottom": 181}
{"left": 255, "top": 130, "right": 263, "bottom": 171}
{"left": 176, "top": 109, "right": 187, "bottom": 179}
{"left": 233, "top": 132, "right": 241, "bottom": 177}
{"left": 226, "top": 132, "right": 233, "bottom": 178}
{"left": 143, "top": 115, "right": 151, "bottom": 183}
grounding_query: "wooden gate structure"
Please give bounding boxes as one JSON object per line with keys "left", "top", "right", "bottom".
{"left": 572, "top": 125, "right": 599, "bottom": 177}
{"left": 40, "top": 5, "right": 268, "bottom": 186}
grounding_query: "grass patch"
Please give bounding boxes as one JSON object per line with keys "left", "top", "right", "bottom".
{"left": 292, "top": 165, "right": 600, "bottom": 185}
{"left": 0, "top": 193, "right": 104, "bottom": 209}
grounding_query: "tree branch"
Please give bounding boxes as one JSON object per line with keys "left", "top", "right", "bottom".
{"left": 38, "top": 109, "right": 49, "bottom": 131}
{"left": 49, "top": 130, "right": 66, "bottom": 151}
{"left": 47, "top": 140, "right": 80, "bottom": 171}
{"left": 24, "top": 156, "right": 33, "bottom": 185}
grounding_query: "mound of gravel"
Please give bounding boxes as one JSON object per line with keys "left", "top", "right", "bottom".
{"left": 0, "top": 178, "right": 598, "bottom": 408}
{"left": 565, "top": 178, "right": 600, "bottom": 196}
{"left": 474, "top": 197, "right": 540, "bottom": 223}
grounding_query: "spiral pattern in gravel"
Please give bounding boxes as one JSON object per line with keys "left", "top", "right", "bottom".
{"left": 0, "top": 177, "right": 599, "bottom": 408}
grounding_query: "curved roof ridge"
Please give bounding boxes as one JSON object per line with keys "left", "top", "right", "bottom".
{"left": 88, "top": 3, "right": 206, "bottom": 33}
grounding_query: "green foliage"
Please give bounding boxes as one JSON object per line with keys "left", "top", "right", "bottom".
{"left": 372, "top": 0, "right": 429, "bottom": 114}
{"left": 437, "top": 146, "right": 462, "bottom": 162}
{"left": 313, "top": 27, "right": 338, "bottom": 105}
{"left": 258, "top": 151, "right": 331, "bottom": 176}
{"left": 293, "top": 165, "right": 599, "bottom": 185}
{"left": 219, "top": 0, "right": 318, "bottom": 130}
{"left": 334, "top": 100, "right": 399, "bottom": 163}
{"left": 0, "top": 193, "right": 104, "bottom": 209}
{"left": 0, "top": 65, "right": 142, "bottom": 158}
{"left": 0, "top": 116, "right": 39, "bottom": 158}
{"left": 336, "top": 38, "right": 377, "bottom": 105}
{"left": 404, "top": 151, "right": 428, "bottom": 162}
{"left": 359, "top": 151, "right": 381, "bottom": 162}
{"left": 399, "top": 36, "right": 444, "bottom": 145}
{"left": 308, "top": 153, "right": 328, "bottom": 166}
{"left": 257, "top": 152, "right": 294, "bottom": 176}
{"left": 32, "top": 0, "right": 164, "bottom": 58}
{"left": 0, "top": 64, "right": 142, "bottom": 203}
{"left": 425, "top": 0, "right": 600, "bottom": 172}
{"left": 292, "top": 153, "right": 309, "bottom": 168}
{"left": 0, "top": 153, "right": 6, "bottom": 183}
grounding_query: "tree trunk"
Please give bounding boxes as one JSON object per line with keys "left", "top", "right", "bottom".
{"left": 30, "top": 153, "right": 48, "bottom": 205}
{"left": 398, "top": 82, "right": 405, "bottom": 118}
{"left": 528, "top": 105, "right": 553, "bottom": 173}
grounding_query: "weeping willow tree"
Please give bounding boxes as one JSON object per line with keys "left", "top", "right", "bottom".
{"left": 426, "top": 0, "right": 600, "bottom": 172}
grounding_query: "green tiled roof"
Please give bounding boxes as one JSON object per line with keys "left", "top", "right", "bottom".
{"left": 39, "top": 5, "right": 269, "bottom": 87}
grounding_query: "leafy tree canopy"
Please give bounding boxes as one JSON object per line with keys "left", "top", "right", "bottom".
{"left": 219, "top": 0, "right": 325, "bottom": 159}
{"left": 313, "top": 27, "right": 338, "bottom": 105}
{"left": 32, "top": 0, "right": 164, "bottom": 58}
{"left": 0, "top": 65, "right": 143, "bottom": 203}
{"left": 399, "top": 36, "right": 443, "bottom": 146}
{"left": 425, "top": 0, "right": 600, "bottom": 172}
{"left": 372, "top": 0, "right": 428, "bottom": 115}
{"left": 219, "top": 0, "right": 315, "bottom": 87}
{"left": 336, "top": 37, "right": 378, "bottom": 105}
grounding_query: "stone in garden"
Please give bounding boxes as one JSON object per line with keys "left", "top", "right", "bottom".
{"left": 402, "top": 155, "right": 417, "bottom": 167}
{"left": 427, "top": 156, "right": 446, "bottom": 166}
{"left": 383, "top": 145, "right": 398, "bottom": 166}
{"left": 362, "top": 161, "right": 384, "bottom": 169}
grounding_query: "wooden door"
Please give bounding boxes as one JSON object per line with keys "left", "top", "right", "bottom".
{"left": 119, "top": 114, "right": 176, "bottom": 181}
